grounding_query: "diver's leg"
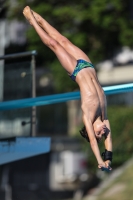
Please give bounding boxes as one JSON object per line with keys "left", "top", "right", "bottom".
{"left": 23, "top": 6, "right": 76, "bottom": 74}
{"left": 31, "top": 10, "right": 91, "bottom": 62}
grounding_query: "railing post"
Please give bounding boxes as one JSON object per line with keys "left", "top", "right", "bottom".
{"left": 31, "top": 52, "right": 36, "bottom": 137}
{"left": 0, "top": 20, "right": 6, "bottom": 102}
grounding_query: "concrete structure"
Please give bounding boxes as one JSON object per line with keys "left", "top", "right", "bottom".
{"left": 97, "top": 65, "right": 133, "bottom": 105}
{"left": 98, "top": 65, "right": 133, "bottom": 86}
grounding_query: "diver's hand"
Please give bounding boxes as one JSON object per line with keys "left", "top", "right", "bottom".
{"left": 105, "top": 160, "right": 112, "bottom": 168}
{"left": 98, "top": 161, "right": 112, "bottom": 172}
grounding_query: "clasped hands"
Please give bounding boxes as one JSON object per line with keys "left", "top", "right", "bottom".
{"left": 98, "top": 160, "right": 112, "bottom": 172}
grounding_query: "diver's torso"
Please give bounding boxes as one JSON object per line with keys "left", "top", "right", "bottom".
{"left": 76, "top": 67, "right": 106, "bottom": 123}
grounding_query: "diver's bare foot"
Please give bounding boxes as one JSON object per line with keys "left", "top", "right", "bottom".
{"left": 23, "top": 6, "right": 34, "bottom": 25}
{"left": 31, "top": 10, "right": 43, "bottom": 27}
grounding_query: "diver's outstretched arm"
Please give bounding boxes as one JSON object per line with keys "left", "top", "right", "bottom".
{"left": 83, "top": 115, "right": 112, "bottom": 171}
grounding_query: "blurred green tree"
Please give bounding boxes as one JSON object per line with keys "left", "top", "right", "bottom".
{"left": 6, "top": 0, "right": 133, "bottom": 92}
{"left": 5, "top": 0, "right": 133, "bottom": 136}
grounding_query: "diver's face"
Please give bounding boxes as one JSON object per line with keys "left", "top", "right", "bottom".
{"left": 94, "top": 122, "right": 107, "bottom": 140}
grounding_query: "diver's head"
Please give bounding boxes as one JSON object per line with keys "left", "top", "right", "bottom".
{"left": 93, "top": 118, "right": 107, "bottom": 141}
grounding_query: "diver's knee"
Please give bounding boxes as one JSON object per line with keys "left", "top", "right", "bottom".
{"left": 49, "top": 39, "right": 59, "bottom": 49}
{"left": 60, "top": 36, "right": 70, "bottom": 46}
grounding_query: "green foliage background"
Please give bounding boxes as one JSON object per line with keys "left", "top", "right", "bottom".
{"left": 6, "top": 0, "right": 133, "bottom": 92}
